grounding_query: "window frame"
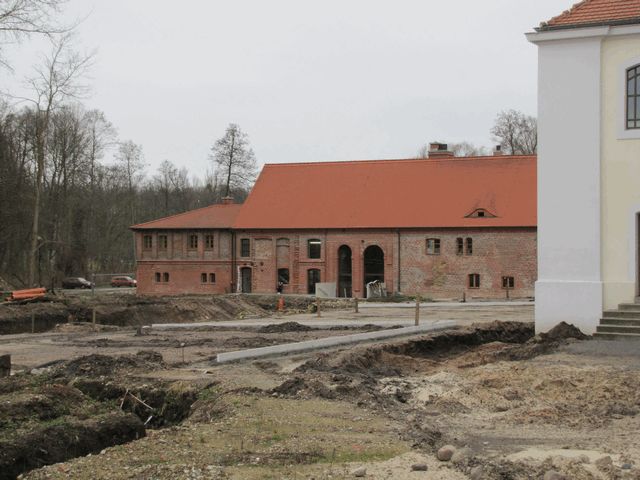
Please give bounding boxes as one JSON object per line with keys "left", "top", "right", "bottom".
{"left": 468, "top": 273, "right": 480, "bottom": 289}
{"left": 307, "top": 239, "right": 322, "bottom": 259}
{"left": 204, "top": 234, "right": 214, "bottom": 250}
{"left": 456, "top": 237, "right": 464, "bottom": 255}
{"left": 163, "top": 272, "right": 170, "bottom": 282}
{"left": 502, "top": 276, "right": 515, "bottom": 289}
{"left": 209, "top": 273, "right": 216, "bottom": 283}
{"left": 426, "top": 238, "right": 441, "bottom": 255}
{"left": 627, "top": 64, "right": 640, "bottom": 130}
{"left": 158, "top": 234, "right": 168, "bottom": 250}
{"left": 143, "top": 234, "right": 153, "bottom": 250}
{"left": 188, "top": 233, "right": 198, "bottom": 250}
{"left": 240, "top": 238, "right": 250, "bottom": 257}
{"left": 465, "top": 237, "right": 473, "bottom": 255}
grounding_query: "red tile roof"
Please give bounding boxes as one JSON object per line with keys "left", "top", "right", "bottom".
{"left": 131, "top": 203, "right": 242, "bottom": 230}
{"left": 542, "top": 0, "right": 640, "bottom": 30}
{"left": 233, "top": 156, "right": 536, "bottom": 230}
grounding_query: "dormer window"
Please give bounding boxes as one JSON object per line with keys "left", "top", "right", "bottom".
{"left": 466, "top": 208, "right": 496, "bottom": 219}
{"left": 627, "top": 65, "right": 640, "bottom": 130}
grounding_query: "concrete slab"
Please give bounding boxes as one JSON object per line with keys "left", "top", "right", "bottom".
{"left": 215, "top": 321, "right": 457, "bottom": 363}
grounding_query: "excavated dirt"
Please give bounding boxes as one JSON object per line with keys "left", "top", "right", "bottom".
{"left": 4, "top": 307, "right": 640, "bottom": 480}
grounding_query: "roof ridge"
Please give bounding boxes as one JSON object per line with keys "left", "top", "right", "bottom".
{"left": 264, "top": 155, "right": 535, "bottom": 168}
{"left": 131, "top": 203, "right": 239, "bottom": 229}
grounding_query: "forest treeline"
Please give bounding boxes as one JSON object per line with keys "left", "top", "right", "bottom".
{"left": 0, "top": 102, "right": 250, "bottom": 288}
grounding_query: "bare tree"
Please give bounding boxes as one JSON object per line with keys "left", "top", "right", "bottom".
{"left": 209, "top": 123, "right": 257, "bottom": 198}
{"left": 115, "top": 140, "right": 144, "bottom": 225}
{"left": 11, "top": 34, "right": 92, "bottom": 285}
{"left": 490, "top": 109, "right": 537, "bottom": 155}
{"left": 0, "top": 0, "right": 69, "bottom": 69}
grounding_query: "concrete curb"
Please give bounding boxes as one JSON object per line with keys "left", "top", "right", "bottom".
{"left": 215, "top": 321, "right": 457, "bottom": 364}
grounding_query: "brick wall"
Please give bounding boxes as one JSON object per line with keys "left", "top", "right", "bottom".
{"left": 134, "top": 228, "right": 536, "bottom": 299}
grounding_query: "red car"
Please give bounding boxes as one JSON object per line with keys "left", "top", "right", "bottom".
{"left": 110, "top": 276, "right": 137, "bottom": 288}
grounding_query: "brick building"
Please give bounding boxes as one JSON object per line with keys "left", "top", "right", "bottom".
{"left": 132, "top": 146, "right": 537, "bottom": 299}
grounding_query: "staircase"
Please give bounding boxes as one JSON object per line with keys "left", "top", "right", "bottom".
{"left": 595, "top": 302, "right": 640, "bottom": 340}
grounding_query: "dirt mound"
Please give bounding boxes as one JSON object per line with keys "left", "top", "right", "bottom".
{"left": 257, "top": 322, "right": 314, "bottom": 333}
{"left": 297, "top": 322, "right": 535, "bottom": 378}
{"left": 540, "top": 321, "right": 588, "bottom": 342}
{"left": 62, "top": 351, "right": 165, "bottom": 377}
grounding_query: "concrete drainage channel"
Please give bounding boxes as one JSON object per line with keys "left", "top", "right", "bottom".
{"left": 215, "top": 321, "right": 458, "bottom": 363}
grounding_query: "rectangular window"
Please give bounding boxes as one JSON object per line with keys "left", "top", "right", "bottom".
{"left": 466, "top": 238, "right": 473, "bottom": 255}
{"left": 627, "top": 66, "right": 640, "bottom": 129}
{"left": 209, "top": 273, "right": 216, "bottom": 283}
{"left": 163, "top": 272, "right": 170, "bottom": 282}
{"left": 205, "top": 234, "right": 214, "bottom": 250}
{"left": 143, "top": 235, "right": 152, "bottom": 250}
{"left": 426, "top": 238, "right": 440, "bottom": 255}
{"left": 201, "top": 273, "right": 207, "bottom": 283}
{"left": 308, "top": 239, "right": 322, "bottom": 259}
{"left": 502, "top": 276, "right": 515, "bottom": 289}
{"left": 240, "top": 238, "right": 250, "bottom": 257}
{"left": 456, "top": 238, "right": 464, "bottom": 255}
{"left": 278, "top": 268, "right": 290, "bottom": 284}
{"left": 468, "top": 273, "right": 480, "bottom": 289}
{"left": 155, "top": 272, "right": 161, "bottom": 282}
{"left": 188, "top": 234, "right": 198, "bottom": 249}
{"left": 158, "top": 234, "right": 168, "bottom": 250}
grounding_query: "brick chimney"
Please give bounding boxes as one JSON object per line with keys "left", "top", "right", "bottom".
{"left": 428, "top": 142, "right": 454, "bottom": 159}
{"left": 221, "top": 196, "right": 234, "bottom": 205}
{"left": 493, "top": 145, "right": 504, "bottom": 156}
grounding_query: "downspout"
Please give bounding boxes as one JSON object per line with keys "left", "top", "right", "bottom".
{"left": 397, "top": 229, "right": 401, "bottom": 294}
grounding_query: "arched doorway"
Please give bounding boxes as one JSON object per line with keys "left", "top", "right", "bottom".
{"left": 363, "top": 245, "right": 384, "bottom": 297}
{"left": 337, "top": 245, "right": 352, "bottom": 298}
{"left": 240, "top": 267, "right": 252, "bottom": 293}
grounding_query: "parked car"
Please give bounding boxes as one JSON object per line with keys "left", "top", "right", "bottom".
{"left": 62, "top": 277, "right": 94, "bottom": 289}
{"left": 111, "top": 276, "right": 137, "bottom": 288}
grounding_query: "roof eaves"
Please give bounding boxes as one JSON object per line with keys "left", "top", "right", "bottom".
{"left": 537, "top": 16, "right": 640, "bottom": 31}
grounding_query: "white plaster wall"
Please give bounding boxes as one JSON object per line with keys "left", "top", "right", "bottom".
{"left": 531, "top": 36, "right": 604, "bottom": 333}
{"left": 601, "top": 35, "right": 640, "bottom": 310}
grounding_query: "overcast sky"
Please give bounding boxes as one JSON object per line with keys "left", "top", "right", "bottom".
{"left": 4, "top": 0, "right": 565, "bottom": 175}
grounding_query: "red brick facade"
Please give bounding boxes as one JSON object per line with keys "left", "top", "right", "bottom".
{"left": 135, "top": 227, "right": 536, "bottom": 299}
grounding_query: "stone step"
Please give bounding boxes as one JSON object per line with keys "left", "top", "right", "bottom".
{"left": 600, "top": 318, "right": 640, "bottom": 327}
{"left": 602, "top": 310, "right": 640, "bottom": 319}
{"left": 618, "top": 303, "right": 640, "bottom": 312}
{"left": 596, "top": 325, "right": 640, "bottom": 335}
{"left": 593, "top": 331, "right": 640, "bottom": 341}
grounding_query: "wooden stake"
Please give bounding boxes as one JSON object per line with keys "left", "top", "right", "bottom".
{"left": 415, "top": 295, "right": 420, "bottom": 326}
{"left": 316, "top": 297, "right": 321, "bottom": 317}
{"left": 354, "top": 297, "right": 359, "bottom": 313}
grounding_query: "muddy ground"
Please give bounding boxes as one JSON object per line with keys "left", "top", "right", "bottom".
{"left": 0, "top": 302, "right": 638, "bottom": 479}
{"left": 0, "top": 293, "right": 354, "bottom": 334}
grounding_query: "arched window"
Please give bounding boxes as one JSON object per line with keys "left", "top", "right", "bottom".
{"left": 627, "top": 65, "right": 640, "bottom": 129}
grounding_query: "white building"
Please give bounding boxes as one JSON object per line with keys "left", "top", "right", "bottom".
{"left": 527, "top": 0, "right": 640, "bottom": 335}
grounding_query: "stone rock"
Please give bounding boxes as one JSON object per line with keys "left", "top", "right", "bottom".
{"left": 351, "top": 466, "right": 366, "bottom": 477}
{"left": 451, "top": 447, "right": 473, "bottom": 464}
{"left": 437, "top": 445, "right": 456, "bottom": 461}
{"left": 622, "top": 463, "right": 633, "bottom": 470}
{"left": 595, "top": 456, "right": 613, "bottom": 471}
{"left": 410, "top": 463, "right": 428, "bottom": 471}
{"left": 544, "top": 471, "right": 567, "bottom": 480}
{"left": 470, "top": 466, "right": 484, "bottom": 480}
